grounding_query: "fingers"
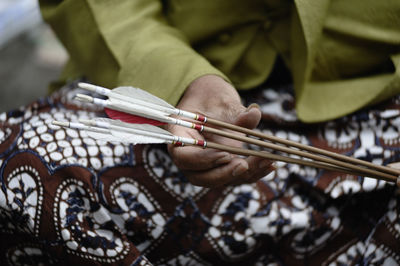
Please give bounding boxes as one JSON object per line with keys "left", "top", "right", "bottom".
{"left": 167, "top": 101, "right": 270, "bottom": 187}
{"left": 166, "top": 75, "right": 269, "bottom": 187}
{"left": 216, "top": 102, "right": 261, "bottom": 129}
{"left": 228, "top": 156, "right": 274, "bottom": 186}
{"left": 185, "top": 158, "right": 247, "bottom": 187}
{"left": 170, "top": 141, "right": 275, "bottom": 187}
{"left": 168, "top": 144, "right": 233, "bottom": 171}
{"left": 185, "top": 156, "right": 275, "bottom": 188}
{"left": 234, "top": 104, "right": 262, "bottom": 129}
{"left": 167, "top": 122, "right": 236, "bottom": 171}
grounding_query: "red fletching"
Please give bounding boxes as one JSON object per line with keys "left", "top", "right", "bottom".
{"left": 104, "top": 108, "right": 166, "bottom": 126}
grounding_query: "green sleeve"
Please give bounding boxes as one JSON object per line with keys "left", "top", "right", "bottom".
{"left": 39, "top": 0, "right": 228, "bottom": 105}
{"left": 292, "top": 0, "right": 400, "bottom": 122}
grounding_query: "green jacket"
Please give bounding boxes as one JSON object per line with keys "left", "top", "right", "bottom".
{"left": 40, "top": 0, "right": 400, "bottom": 122}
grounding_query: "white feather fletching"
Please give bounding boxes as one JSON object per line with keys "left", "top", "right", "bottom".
{"left": 113, "top": 86, "right": 174, "bottom": 109}
{"left": 97, "top": 118, "right": 172, "bottom": 136}
{"left": 86, "top": 124, "right": 167, "bottom": 144}
{"left": 108, "top": 97, "right": 171, "bottom": 123}
{"left": 94, "top": 118, "right": 171, "bottom": 144}
{"left": 111, "top": 130, "right": 166, "bottom": 144}
{"left": 86, "top": 131, "right": 121, "bottom": 143}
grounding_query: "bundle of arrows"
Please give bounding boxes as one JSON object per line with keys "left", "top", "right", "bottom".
{"left": 52, "top": 82, "right": 400, "bottom": 186}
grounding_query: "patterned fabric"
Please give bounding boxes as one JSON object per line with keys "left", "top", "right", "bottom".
{"left": 0, "top": 81, "right": 400, "bottom": 265}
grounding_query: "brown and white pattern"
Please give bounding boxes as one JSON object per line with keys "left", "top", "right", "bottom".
{"left": 0, "top": 81, "right": 399, "bottom": 265}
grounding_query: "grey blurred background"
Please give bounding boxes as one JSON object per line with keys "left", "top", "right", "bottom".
{"left": 0, "top": 0, "right": 68, "bottom": 112}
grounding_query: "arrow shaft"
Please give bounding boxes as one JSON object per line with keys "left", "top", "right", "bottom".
{"left": 206, "top": 118, "right": 400, "bottom": 177}
{"left": 202, "top": 126, "right": 398, "bottom": 183}
{"left": 84, "top": 96, "right": 400, "bottom": 182}
{"left": 54, "top": 120, "right": 398, "bottom": 183}
{"left": 82, "top": 120, "right": 398, "bottom": 182}
{"left": 206, "top": 142, "right": 397, "bottom": 182}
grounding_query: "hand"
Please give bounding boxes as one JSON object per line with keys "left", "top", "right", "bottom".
{"left": 167, "top": 75, "right": 275, "bottom": 188}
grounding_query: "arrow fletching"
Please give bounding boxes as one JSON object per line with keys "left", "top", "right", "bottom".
{"left": 53, "top": 120, "right": 169, "bottom": 145}
{"left": 80, "top": 118, "right": 206, "bottom": 147}
{"left": 103, "top": 118, "right": 170, "bottom": 135}
{"left": 104, "top": 108, "right": 166, "bottom": 126}
{"left": 112, "top": 86, "right": 174, "bottom": 109}
{"left": 80, "top": 118, "right": 171, "bottom": 145}
{"left": 74, "top": 93, "right": 171, "bottom": 125}
{"left": 77, "top": 82, "right": 202, "bottom": 121}
{"left": 78, "top": 82, "right": 175, "bottom": 114}
{"left": 86, "top": 131, "right": 123, "bottom": 143}
{"left": 52, "top": 120, "right": 122, "bottom": 143}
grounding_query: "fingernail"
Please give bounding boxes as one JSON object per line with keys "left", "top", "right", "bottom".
{"left": 259, "top": 160, "right": 272, "bottom": 169}
{"left": 233, "top": 162, "right": 248, "bottom": 176}
{"left": 216, "top": 153, "right": 232, "bottom": 165}
{"left": 246, "top": 103, "right": 261, "bottom": 112}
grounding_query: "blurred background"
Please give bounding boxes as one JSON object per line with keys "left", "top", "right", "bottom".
{"left": 0, "top": 0, "right": 68, "bottom": 112}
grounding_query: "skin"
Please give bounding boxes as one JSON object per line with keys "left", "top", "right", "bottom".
{"left": 167, "top": 75, "right": 275, "bottom": 188}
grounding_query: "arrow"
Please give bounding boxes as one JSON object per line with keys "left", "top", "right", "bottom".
{"left": 53, "top": 119, "right": 398, "bottom": 183}
{"left": 76, "top": 83, "right": 400, "bottom": 183}
{"left": 79, "top": 118, "right": 204, "bottom": 147}
{"left": 74, "top": 92, "right": 399, "bottom": 183}
{"left": 78, "top": 82, "right": 207, "bottom": 122}
{"left": 51, "top": 119, "right": 350, "bottom": 174}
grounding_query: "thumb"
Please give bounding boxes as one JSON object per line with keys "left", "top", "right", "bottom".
{"left": 233, "top": 103, "right": 262, "bottom": 129}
